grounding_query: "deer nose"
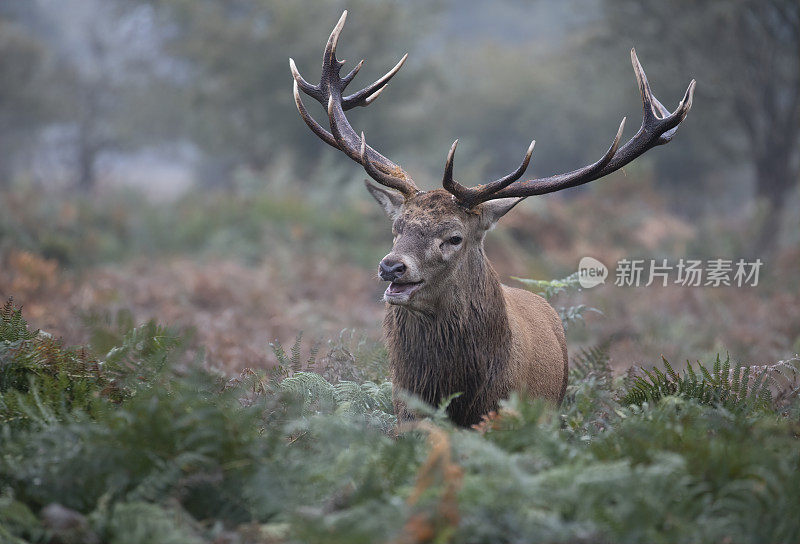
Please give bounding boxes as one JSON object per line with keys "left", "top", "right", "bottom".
{"left": 379, "top": 258, "right": 406, "bottom": 281}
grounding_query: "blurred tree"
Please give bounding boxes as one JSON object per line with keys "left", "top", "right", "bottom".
{"left": 0, "top": 17, "right": 57, "bottom": 187}
{"left": 0, "top": 0, "right": 185, "bottom": 193}
{"left": 602, "top": 0, "right": 800, "bottom": 250}
{"left": 151, "top": 0, "right": 437, "bottom": 188}
{"left": 36, "top": 0, "right": 176, "bottom": 192}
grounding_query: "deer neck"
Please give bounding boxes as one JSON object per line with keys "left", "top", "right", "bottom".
{"left": 385, "top": 247, "right": 512, "bottom": 423}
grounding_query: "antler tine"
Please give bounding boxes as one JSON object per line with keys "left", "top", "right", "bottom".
{"left": 656, "top": 78, "right": 695, "bottom": 145}
{"left": 324, "top": 10, "right": 348, "bottom": 70}
{"left": 443, "top": 140, "right": 536, "bottom": 207}
{"left": 563, "top": 116, "right": 627, "bottom": 180}
{"left": 288, "top": 11, "right": 347, "bottom": 105}
{"left": 446, "top": 50, "right": 694, "bottom": 203}
{"left": 342, "top": 59, "right": 364, "bottom": 88}
{"left": 293, "top": 80, "right": 338, "bottom": 148}
{"left": 289, "top": 58, "right": 321, "bottom": 102}
{"left": 631, "top": 48, "right": 657, "bottom": 123}
{"left": 441, "top": 139, "right": 468, "bottom": 198}
{"left": 632, "top": 48, "right": 695, "bottom": 136}
{"left": 290, "top": 11, "right": 418, "bottom": 197}
{"left": 343, "top": 54, "right": 408, "bottom": 109}
{"left": 362, "top": 84, "right": 388, "bottom": 106}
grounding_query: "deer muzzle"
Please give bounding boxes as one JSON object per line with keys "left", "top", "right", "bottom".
{"left": 379, "top": 256, "right": 423, "bottom": 304}
{"left": 379, "top": 258, "right": 406, "bottom": 281}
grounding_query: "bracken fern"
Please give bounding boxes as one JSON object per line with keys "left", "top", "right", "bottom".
{"left": 1, "top": 301, "right": 799, "bottom": 544}
{"left": 620, "top": 354, "right": 774, "bottom": 412}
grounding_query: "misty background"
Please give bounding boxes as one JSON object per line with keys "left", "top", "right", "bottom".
{"left": 1, "top": 0, "right": 798, "bottom": 371}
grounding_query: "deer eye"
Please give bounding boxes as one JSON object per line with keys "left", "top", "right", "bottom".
{"left": 448, "top": 235, "right": 463, "bottom": 245}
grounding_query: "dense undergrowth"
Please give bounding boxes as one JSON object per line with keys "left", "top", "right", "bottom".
{"left": 0, "top": 188, "right": 387, "bottom": 269}
{"left": 1, "top": 299, "right": 799, "bottom": 543}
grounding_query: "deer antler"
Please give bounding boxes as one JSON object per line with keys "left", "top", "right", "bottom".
{"left": 442, "top": 48, "right": 696, "bottom": 207}
{"left": 290, "top": 11, "right": 419, "bottom": 197}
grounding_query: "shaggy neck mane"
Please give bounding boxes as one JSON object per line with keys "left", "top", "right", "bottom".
{"left": 385, "top": 245, "right": 512, "bottom": 426}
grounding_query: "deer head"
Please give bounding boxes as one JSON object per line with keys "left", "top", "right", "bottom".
{"left": 290, "top": 11, "right": 695, "bottom": 313}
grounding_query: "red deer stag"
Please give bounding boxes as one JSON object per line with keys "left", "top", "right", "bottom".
{"left": 290, "top": 11, "right": 695, "bottom": 426}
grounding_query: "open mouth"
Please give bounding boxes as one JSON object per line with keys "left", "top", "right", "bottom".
{"left": 385, "top": 280, "right": 424, "bottom": 300}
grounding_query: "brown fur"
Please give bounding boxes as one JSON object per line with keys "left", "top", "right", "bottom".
{"left": 375, "top": 190, "right": 568, "bottom": 427}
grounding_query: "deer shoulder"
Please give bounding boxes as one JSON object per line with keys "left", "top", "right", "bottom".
{"left": 502, "top": 285, "right": 568, "bottom": 403}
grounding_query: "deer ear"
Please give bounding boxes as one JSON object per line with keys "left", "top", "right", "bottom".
{"left": 364, "top": 179, "right": 404, "bottom": 219}
{"left": 480, "top": 198, "right": 523, "bottom": 230}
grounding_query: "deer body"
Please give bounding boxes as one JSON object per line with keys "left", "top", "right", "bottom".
{"left": 290, "top": 11, "right": 694, "bottom": 427}
{"left": 385, "top": 227, "right": 567, "bottom": 425}
{"left": 371, "top": 188, "right": 567, "bottom": 426}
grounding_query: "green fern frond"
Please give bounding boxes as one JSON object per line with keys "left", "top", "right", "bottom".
{"left": 270, "top": 333, "right": 321, "bottom": 379}
{"left": 102, "top": 320, "right": 182, "bottom": 390}
{"left": 0, "top": 298, "right": 37, "bottom": 343}
{"left": 570, "top": 341, "right": 612, "bottom": 382}
{"left": 269, "top": 338, "right": 288, "bottom": 368}
{"left": 278, "top": 371, "right": 337, "bottom": 408}
{"left": 512, "top": 272, "right": 581, "bottom": 300}
{"left": 620, "top": 355, "right": 775, "bottom": 413}
{"left": 559, "top": 304, "right": 603, "bottom": 331}
{"left": 290, "top": 332, "right": 303, "bottom": 372}
{"left": 513, "top": 274, "right": 601, "bottom": 330}
{"left": 276, "top": 371, "right": 394, "bottom": 421}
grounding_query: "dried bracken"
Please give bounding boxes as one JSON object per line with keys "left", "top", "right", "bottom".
{"left": 394, "top": 422, "right": 463, "bottom": 544}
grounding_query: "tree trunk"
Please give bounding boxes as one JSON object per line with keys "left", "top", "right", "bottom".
{"left": 76, "top": 117, "right": 98, "bottom": 194}
{"left": 752, "top": 150, "right": 795, "bottom": 253}
{"left": 77, "top": 143, "right": 96, "bottom": 193}
{"left": 0, "top": 146, "right": 12, "bottom": 189}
